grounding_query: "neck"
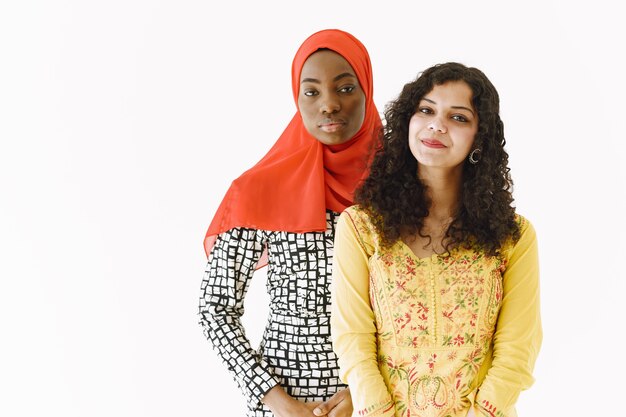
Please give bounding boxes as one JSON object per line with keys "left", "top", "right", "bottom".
{"left": 418, "top": 165, "right": 463, "bottom": 221}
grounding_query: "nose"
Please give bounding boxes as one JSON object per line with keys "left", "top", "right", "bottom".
{"left": 428, "top": 117, "right": 447, "bottom": 133}
{"left": 320, "top": 95, "right": 340, "bottom": 114}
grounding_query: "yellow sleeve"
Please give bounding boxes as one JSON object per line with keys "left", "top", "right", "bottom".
{"left": 331, "top": 209, "right": 395, "bottom": 417}
{"left": 475, "top": 217, "right": 542, "bottom": 417}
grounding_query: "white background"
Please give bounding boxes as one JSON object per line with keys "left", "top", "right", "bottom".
{"left": 1, "top": 1, "right": 625, "bottom": 416}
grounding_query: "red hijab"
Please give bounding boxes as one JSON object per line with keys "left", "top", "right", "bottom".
{"left": 204, "top": 29, "right": 381, "bottom": 258}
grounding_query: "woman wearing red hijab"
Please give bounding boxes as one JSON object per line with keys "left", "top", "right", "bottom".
{"left": 198, "top": 29, "right": 382, "bottom": 417}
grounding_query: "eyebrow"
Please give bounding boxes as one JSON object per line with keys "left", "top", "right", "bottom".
{"left": 301, "top": 72, "right": 357, "bottom": 84}
{"left": 422, "top": 97, "right": 475, "bottom": 116}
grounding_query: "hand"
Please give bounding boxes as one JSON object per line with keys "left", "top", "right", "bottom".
{"left": 262, "top": 385, "right": 320, "bottom": 417}
{"left": 312, "top": 387, "right": 352, "bottom": 417}
{"left": 305, "top": 401, "right": 323, "bottom": 412}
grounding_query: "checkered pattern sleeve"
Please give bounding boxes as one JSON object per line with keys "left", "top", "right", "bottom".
{"left": 198, "top": 227, "right": 280, "bottom": 409}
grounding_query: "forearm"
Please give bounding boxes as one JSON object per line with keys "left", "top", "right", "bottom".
{"left": 199, "top": 227, "right": 278, "bottom": 408}
{"left": 338, "top": 345, "right": 394, "bottom": 417}
{"left": 200, "top": 310, "right": 279, "bottom": 401}
{"left": 475, "top": 217, "right": 542, "bottom": 416}
{"left": 331, "top": 212, "right": 394, "bottom": 417}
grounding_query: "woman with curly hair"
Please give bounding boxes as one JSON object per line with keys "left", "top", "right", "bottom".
{"left": 330, "top": 62, "right": 542, "bottom": 417}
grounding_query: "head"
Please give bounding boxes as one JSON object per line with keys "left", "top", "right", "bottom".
{"left": 384, "top": 62, "right": 505, "bottom": 177}
{"left": 408, "top": 80, "right": 478, "bottom": 173}
{"left": 297, "top": 49, "right": 366, "bottom": 145}
{"left": 356, "top": 62, "right": 519, "bottom": 255}
{"left": 291, "top": 29, "right": 377, "bottom": 147}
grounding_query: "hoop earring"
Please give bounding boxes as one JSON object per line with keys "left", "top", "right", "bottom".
{"left": 469, "top": 148, "right": 481, "bottom": 164}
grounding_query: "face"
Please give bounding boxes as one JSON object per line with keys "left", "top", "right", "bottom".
{"left": 408, "top": 80, "right": 479, "bottom": 171}
{"left": 297, "top": 50, "right": 366, "bottom": 145}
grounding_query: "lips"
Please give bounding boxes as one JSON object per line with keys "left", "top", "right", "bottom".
{"left": 421, "top": 138, "right": 446, "bottom": 148}
{"left": 319, "top": 119, "right": 346, "bottom": 133}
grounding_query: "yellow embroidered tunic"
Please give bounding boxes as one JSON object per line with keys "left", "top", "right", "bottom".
{"left": 331, "top": 206, "right": 541, "bottom": 417}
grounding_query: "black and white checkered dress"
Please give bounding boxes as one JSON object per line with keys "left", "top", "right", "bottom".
{"left": 199, "top": 210, "right": 346, "bottom": 416}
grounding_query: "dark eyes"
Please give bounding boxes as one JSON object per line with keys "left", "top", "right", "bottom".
{"left": 302, "top": 85, "right": 356, "bottom": 97}
{"left": 418, "top": 107, "right": 469, "bottom": 123}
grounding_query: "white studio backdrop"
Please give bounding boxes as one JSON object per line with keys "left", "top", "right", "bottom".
{"left": 1, "top": 1, "right": 624, "bottom": 416}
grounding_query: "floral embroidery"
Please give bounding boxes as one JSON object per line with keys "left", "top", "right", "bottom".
{"left": 346, "top": 206, "right": 514, "bottom": 417}
{"left": 412, "top": 375, "right": 450, "bottom": 411}
{"left": 356, "top": 399, "right": 395, "bottom": 416}
{"left": 477, "top": 399, "right": 506, "bottom": 417}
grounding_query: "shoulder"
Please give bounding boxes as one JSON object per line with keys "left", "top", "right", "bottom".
{"left": 514, "top": 213, "right": 536, "bottom": 239}
{"left": 342, "top": 204, "right": 367, "bottom": 220}
{"left": 338, "top": 205, "right": 377, "bottom": 254}
{"left": 340, "top": 204, "right": 374, "bottom": 231}
{"left": 502, "top": 213, "right": 538, "bottom": 258}
{"left": 214, "top": 227, "right": 265, "bottom": 246}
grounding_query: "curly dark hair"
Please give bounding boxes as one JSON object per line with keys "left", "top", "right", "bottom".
{"left": 355, "top": 62, "right": 520, "bottom": 256}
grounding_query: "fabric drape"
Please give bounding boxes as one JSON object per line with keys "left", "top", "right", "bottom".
{"left": 203, "top": 29, "right": 382, "bottom": 258}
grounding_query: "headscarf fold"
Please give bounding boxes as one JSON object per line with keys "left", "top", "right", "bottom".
{"left": 204, "top": 29, "right": 381, "bottom": 258}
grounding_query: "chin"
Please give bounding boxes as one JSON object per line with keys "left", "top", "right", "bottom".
{"left": 317, "top": 136, "right": 349, "bottom": 146}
